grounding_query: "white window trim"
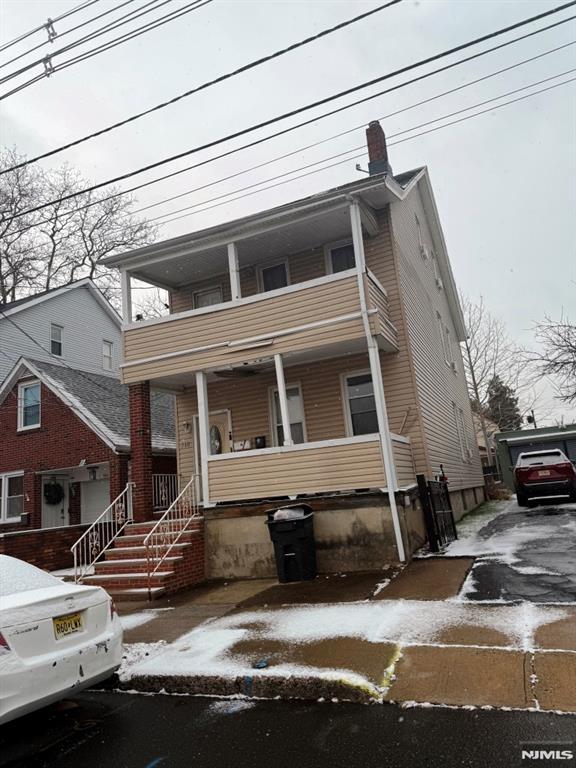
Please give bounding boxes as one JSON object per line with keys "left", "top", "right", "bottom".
{"left": 0, "top": 471, "right": 25, "bottom": 523}
{"left": 193, "top": 284, "right": 224, "bottom": 309}
{"left": 50, "top": 323, "right": 63, "bottom": 357}
{"left": 257, "top": 260, "right": 290, "bottom": 293}
{"left": 17, "top": 379, "right": 41, "bottom": 431}
{"left": 437, "top": 313, "right": 450, "bottom": 366}
{"left": 453, "top": 402, "right": 470, "bottom": 462}
{"left": 341, "top": 369, "right": 379, "bottom": 439}
{"left": 102, "top": 340, "right": 114, "bottom": 371}
{"left": 323, "top": 239, "right": 354, "bottom": 274}
{"left": 268, "top": 381, "right": 307, "bottom": 447}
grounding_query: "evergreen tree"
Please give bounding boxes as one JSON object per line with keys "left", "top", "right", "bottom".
{"left": 485, "top": 375, "right": 523, "bottom": 431}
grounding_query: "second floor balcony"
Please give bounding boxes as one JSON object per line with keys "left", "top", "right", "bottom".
{"left": 117, "top": 192, "right": 401, "bottom": 387}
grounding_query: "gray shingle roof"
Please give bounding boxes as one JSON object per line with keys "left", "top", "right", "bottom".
{"left": 28, "top": 359, "right": 175, "bottom": 453}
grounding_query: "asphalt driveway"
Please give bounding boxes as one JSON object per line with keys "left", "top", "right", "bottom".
{"left": 441, "top": 499, "right": 576, "bottom": 603}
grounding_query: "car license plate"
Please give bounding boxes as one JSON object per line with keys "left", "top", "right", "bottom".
{"left": 53, "top": 612, "right": 83, "bottom": 640}
{"left": 538, "top": 470, "right": 551, "bottom": 477}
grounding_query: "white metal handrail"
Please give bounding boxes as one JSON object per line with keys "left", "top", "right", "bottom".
{"left": 71, "top": 483, "right": 134, "bottom": 583}
{"left": 152, "top": 473, "right": 180, "bottom": 510}
{"left": 143, "top": 476, "right": 201, "bottom": 596}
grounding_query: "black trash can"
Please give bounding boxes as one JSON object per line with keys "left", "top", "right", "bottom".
{"left": 266, "top": 504, "right": 317, "bottom": 583}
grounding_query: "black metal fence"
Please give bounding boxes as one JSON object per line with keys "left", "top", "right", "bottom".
{"left": 417, "top": 473, "right": 457, "bottom": 552}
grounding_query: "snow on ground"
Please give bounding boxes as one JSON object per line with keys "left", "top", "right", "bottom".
{"left": 120, "top": 607, "right": 174, "bottom": 631}
{"left": 119, "top": 599, "right": 569, "bottom": 684}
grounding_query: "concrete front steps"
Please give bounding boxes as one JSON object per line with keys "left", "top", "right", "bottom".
{"left": 83, "top": 519, "right": 204, "bottom": 601}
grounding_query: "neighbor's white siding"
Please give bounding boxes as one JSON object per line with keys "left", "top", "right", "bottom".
{"left": 0, "top": 286, "right": 121, "bottom": 383}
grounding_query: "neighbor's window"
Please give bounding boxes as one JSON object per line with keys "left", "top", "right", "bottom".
{"left": 328, "top": 243, "right": 355, "bottom": 273}
{"left": 0, "top": 473, "right": 24, "bottom": 521}
{"left": 345, "top": 373, "right": 379, "bottom": 436}
{"left": 193, "top": 285, "right": 223, "bottom": 309}
{"left": 272, "top": 385, "right": 305, "bottom": 445}
{"left": 18, "top": 381, "right": 41, "bottom": 430}
{"left": 261, "top": 262, "right": 288, "bottom": 292}
{"left": 102, "top": 340, "right": 114, "bottom": 371}
{"left": 50, "top": 323, "right": 63, "bottom": 356}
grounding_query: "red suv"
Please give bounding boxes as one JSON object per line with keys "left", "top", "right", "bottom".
{"left": 514, "top": 449, "right": 576, "bottom": 507}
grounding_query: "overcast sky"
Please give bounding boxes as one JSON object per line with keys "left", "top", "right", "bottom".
{"left": 1, "top": 0, "right": 575, "bottom": 423}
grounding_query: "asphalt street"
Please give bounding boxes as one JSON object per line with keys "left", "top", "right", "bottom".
{"left": 1, "top": 690, "right": 574, "bottom": 768}
{"left": 460, "top": 501, "right": 576, "bottom": 602}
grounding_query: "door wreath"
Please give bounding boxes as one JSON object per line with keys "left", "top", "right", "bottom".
{"left": 44, "top": 481, "right": 65, "bottom": 506}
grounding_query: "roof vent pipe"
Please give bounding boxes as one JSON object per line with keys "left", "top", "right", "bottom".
{"left": 366, "top": 120, "right": 393, "bottom": 176}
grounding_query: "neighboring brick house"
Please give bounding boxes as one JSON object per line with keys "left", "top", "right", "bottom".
{"left": 99, "top": 119, "right": 485, "bottom": 584}
{"left": 0, "top": 281, "right": 177, "bottom": 571}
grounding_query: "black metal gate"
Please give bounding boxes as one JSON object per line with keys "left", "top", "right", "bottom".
{"left": 417, "top": 473, "right": 457, "bottom": 552}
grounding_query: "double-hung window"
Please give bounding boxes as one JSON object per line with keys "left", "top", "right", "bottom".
{"left": 102, "top": 340, "right": 114, "bottom": 371}
{"left": 260, "top": 262, "right": 288, "bottom": 292}
{"left": 0, "top": 473, "right": 24, "bottom": 521}
{"left": 193, "top": 285, "right": 223, "bottom": 309}
{"left": 272, "top": 385, "right": 306, "bottom": 445}
{"left": 50, "top": 323, "right": 63, "bottom": 356}
{"left": 327, "top": 242, "right": 355, "bottom": 273}
{"left": 18, "top": 381, "right": 41, "bottom": 430}
{"left": 453, "top": 402, "right": 471, "bottom": 461}
{"left": 345, "top": 373, "right": 379, "bottom": 436}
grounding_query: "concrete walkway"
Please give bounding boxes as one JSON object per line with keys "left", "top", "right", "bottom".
{"left": 117, "top": 554, "right": 576, "bottom": 711}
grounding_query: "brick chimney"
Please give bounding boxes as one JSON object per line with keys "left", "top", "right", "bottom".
{"left": 366, "top": 120, "right": 392, "bottom": 176}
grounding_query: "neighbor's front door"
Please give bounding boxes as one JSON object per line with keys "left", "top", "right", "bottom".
{"left": 41, "top": 476, "right": 70, "bottom": 528}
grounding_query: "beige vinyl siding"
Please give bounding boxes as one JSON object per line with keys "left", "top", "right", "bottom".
{"left": 393, "top": 439, "right": 417, "bottom": 488}
{"left": 207, "top": 438, "right": 386, "bottom": 502}
{"left": 389, "top": 186, "right": 484, "bottom": 491}
{"left": 123, "top": 274, "right": 364, "bottom": 384}
{"left": 365, "top": 273, "right": 398, "bottom": 350}
{"left": 364, "top": 208, "right": 430, "bottom": 476}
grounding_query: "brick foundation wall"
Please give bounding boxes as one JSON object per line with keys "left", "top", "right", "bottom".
{"left": 0, "top": 525, "right": 88, "bottom": 571}
{"left": 164, "top": 521, "right": 205, "bottom": 595}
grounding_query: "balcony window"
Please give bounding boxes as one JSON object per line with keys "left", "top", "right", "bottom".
{"left": 50, "top": 324, "right": 63, "bottom": 356}
{"left": 18, "top": 381, "right": 41, "bottom": 430}
{"left": 194, "top": 285, "right": 223, "bottom": 309}
{"left": 272, "top": 385, "right": 306, "bottom": 445}
{"left": 345, "top": 373, "right": 378, "bottom": 436}
{"left": 327, "top": 242, "right": 355, "bottom": 273}
{"left": 260, "top": 262, "right": 288, "bottom": 292}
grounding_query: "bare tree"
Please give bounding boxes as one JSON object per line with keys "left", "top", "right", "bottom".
{"left": 531, "top": 315, "right": 576, "bottom": 404}
{"left": 0, "top": 149, "right": 156, "bottom": 306}
{"left": 461, "top": 296, "right": 542, "bottom": 436}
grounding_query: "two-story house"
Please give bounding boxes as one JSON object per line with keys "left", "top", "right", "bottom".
{"left": 98, "top": 120, "right": 484, "bottom": 587}
{"left": 0, "top": 279, "right": 176, "bottom": 571}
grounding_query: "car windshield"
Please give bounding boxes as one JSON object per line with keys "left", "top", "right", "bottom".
{"left": 0, "top": 555, "right": 63, "bottom": 598}
{"left": 517, "top": 451, "right": 566, "bottom": 467}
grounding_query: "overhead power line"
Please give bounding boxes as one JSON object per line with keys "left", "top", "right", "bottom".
{"left": 2, "top": 0, "right": 404, "bottom": 171}
{"left": 4, "top": 0, "right": 575, "bottom": 222}
{"left": 132, "top": 39, "right": 575, "bottom": 217}
{"left": 0, "top": 0, "right": 138, "bottom": 72}
{"left": 150, "top": 72, "right": 576, "bottom": 226}
{"left": 0, "top": 0, "right": 212, "bottom": 102}
{"left": 5, "top": 11, "right": 575, "bottom": 236}
{"left": 0, "top": 0, "right": 103, "bottom": 54}
{"left": 0, "top": 0, "right": 177, "bottom": 85}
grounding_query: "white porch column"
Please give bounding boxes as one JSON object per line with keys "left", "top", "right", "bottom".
{"left": 227, "top": 242, "right": 241, "bottom": 301}
{"left": 195, "top": 371, "right": 211, "bottom": 508}
{"left": 120, "top": 270, "right": 132, "bottom": 324}
{"left": 274, "top": 353, "right": 293, "bottom": 446}
{"left": 349, "top": 200, "right": 406, "bottom": 562}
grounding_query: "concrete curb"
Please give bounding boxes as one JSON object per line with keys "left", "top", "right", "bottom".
{"left": 117, "top": 673, "right": 385, "bottom": 704}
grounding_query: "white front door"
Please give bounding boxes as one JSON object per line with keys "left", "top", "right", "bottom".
{"left": 81, "top": 479, "right": 110, "bottom": 524}
{"left": 42, "top": 476, "right": 69, "bottom": 528}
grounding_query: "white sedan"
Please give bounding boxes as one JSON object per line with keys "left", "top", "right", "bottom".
{"left": 0, "top": 555, "right": 123, "bottom": 725}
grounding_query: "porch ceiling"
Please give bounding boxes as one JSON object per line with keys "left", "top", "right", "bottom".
{"left": 131, "top": 205, "right": 354, "bottom": 289}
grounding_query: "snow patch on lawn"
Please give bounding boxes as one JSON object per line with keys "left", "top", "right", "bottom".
{"left": 120, "top": 608, "right": 174, "bottom": 631}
